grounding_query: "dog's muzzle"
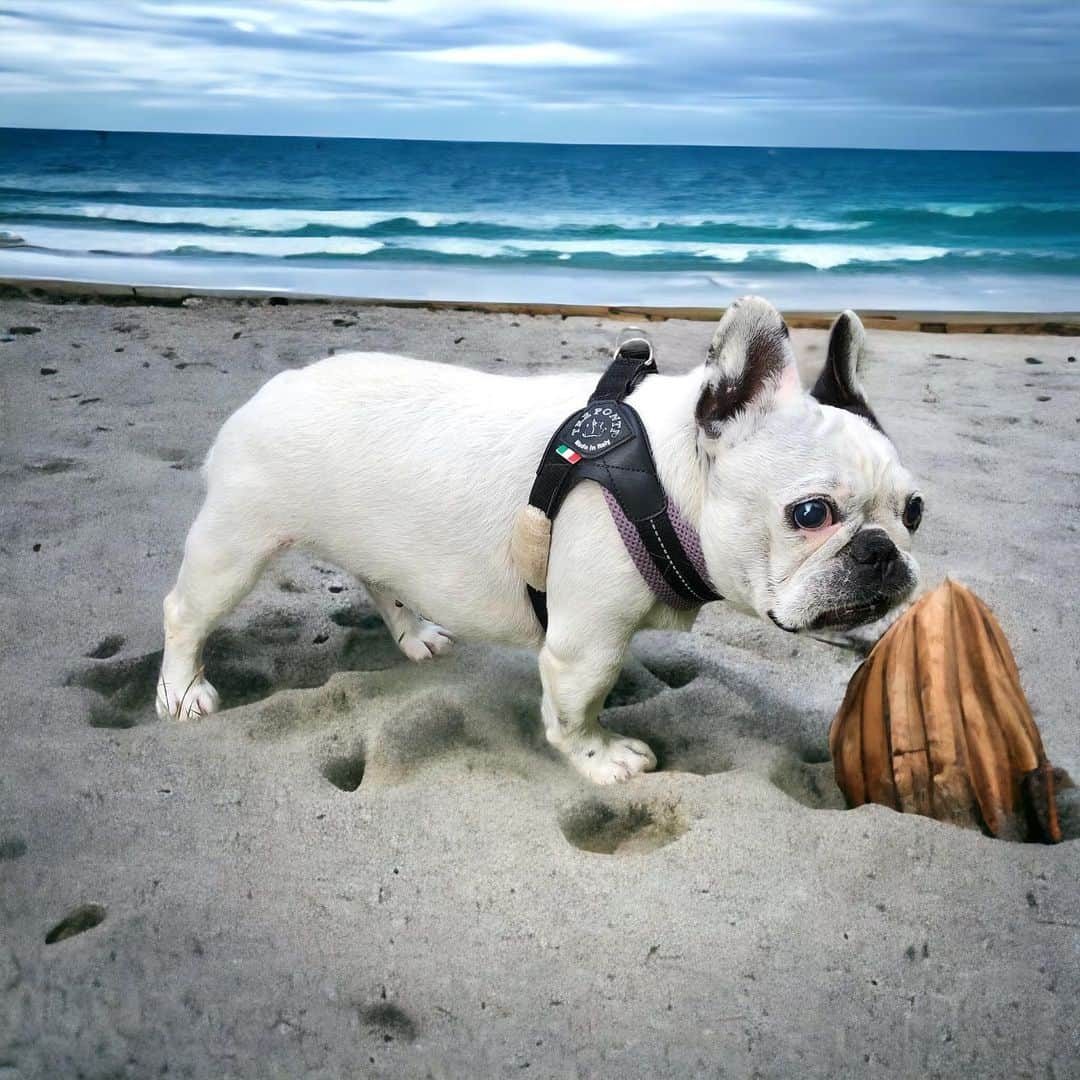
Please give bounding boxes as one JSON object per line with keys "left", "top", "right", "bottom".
{"left": 771, "top": 529, "right": 918, "bottom": 633}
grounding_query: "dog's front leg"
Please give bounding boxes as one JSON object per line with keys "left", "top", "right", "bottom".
{"left": 535, "top": 483, "right": 659, "bottom": 784}
{"left": 539, "top": 631, "right": 656, "bottom": 784}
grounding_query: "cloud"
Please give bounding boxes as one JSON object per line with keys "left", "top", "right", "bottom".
{"left": 0, "top": 0, "right": 1077, "bottom": 149}
{"left": 411, "top": 42, "right": 622, "bottom": 67}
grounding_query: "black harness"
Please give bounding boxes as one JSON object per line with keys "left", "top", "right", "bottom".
{"left": 525, "top": 336, "right": 723, "bottom": 629}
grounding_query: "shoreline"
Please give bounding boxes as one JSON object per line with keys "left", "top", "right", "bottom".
{"left": 3, "top": 275, "right": 1079, "bottom": 334}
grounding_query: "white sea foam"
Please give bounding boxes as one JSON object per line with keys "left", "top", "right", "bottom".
{"left": 401, "top": 238, "right": 948, "bottom": 267}
{"left": 64, "top": 205, "right": 441, "bottom": 230}
{"left": 512, "top": 238, "right": 681, "bottom": 257}
{"left": 2, "top": 223, "right": 953, "bottom": 268}
{"left": 922, "top": 202, "right": 1005, "bottom": 218}
{"left": 179, "top": 235, "right": 385, "bottom": 256}
{"left": 7, "top": 224, "right": 384, "bottom": 257}
{"left": 391, "top": 237, "right": 695, "bottom": 258}
{"left": 752, "top": 243, "right": 947, "bottom": 269}
{"left": 19, "top": 202, "right": 868, "bottom": 235}
{"left": 389, "top": 236, "right": 514, "bottom": 258}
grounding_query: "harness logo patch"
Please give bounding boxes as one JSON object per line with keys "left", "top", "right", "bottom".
{"left": 569, "top": 403, "right": 626, "bottom": 456}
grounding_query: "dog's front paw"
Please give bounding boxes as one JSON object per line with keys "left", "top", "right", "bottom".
{"left": 569, "top": 731, "right": 657, "bottom": 784}
{"left": 398, "top": 620, "right": 454, "bottom": 663}
{"left": 156, "top": 672, "right": 220, "bottom": 721}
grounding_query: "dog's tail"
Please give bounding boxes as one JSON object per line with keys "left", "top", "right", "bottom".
{"left": 510, "top": 505, "right": 551, "bottom": 590}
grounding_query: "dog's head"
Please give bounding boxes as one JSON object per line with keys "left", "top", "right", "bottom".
{"left": 695, "top": 296, "right": 921, "bottom": 632}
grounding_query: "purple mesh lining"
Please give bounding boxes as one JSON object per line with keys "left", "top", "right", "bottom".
{"left": 601, "top": 489, "right": 714, "bottom": 610}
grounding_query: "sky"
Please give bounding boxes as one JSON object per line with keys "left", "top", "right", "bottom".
{"left": 0, "top": 0, "right": 1077, "bottom": 150}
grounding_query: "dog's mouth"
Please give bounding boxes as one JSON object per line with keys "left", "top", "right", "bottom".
{"left": 769, "top": 595, "right": 897, "bottom": 634}
{"left": 807, "top": 595, "right": 897, "bottom": 632}
{"left": 767, "top": 610, "right": 799, "bottom": 634}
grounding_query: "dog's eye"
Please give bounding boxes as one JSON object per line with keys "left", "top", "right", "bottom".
{"left": 902, "top": 494, "right": 923, "bottom": 532}
{"left": 791, "top": 498, "right": 832, "bottom": 531}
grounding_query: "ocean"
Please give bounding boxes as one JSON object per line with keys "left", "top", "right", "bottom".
{"left": 1, "top": 128, "right": 1078, "bottom": 310}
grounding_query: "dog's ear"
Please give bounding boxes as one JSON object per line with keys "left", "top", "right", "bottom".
{"left": 695, "top": 295, "right": 800, "bottom": 439}
{"left": 810, "top": 310, "right": 883, "bottom": 432}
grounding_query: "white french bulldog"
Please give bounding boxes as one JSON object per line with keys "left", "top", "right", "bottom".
{"left": 157, "top": 296, "right": 922, "bottom": 783}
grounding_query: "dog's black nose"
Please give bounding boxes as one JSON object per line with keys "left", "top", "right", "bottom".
{"left": 849, "top": 529, "right": 899, "bottom": 567}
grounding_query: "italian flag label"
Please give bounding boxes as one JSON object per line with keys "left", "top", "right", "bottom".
{"left": 556, "top": 444, "right": 582, "bottom": 464}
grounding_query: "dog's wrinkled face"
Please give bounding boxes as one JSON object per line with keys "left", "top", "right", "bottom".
{"left": 695, "top": 296, "right": 921, "bottom": 632}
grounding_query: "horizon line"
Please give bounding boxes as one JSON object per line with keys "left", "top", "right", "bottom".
{"left": 2, "top": 123, "right": 1076, "bottom": 156}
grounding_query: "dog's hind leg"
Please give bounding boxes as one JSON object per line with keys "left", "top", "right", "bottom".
{"left": 157, "top": 500, "right": 281, "bottom": 721}
{"left": 367, "top": 584, "right": 454, "bottom": 662}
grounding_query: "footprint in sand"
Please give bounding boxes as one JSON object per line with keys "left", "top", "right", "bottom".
{"left": 322, "top": 746, "right": 366, "bottom": 791}
{"left": 24, "top": 457, "right": 78, "bottom": 474}
{"left": 45, "top": 904, "right": 106, "bottom": 944}
{"left": 359, "top": 1002, "right": 416, "bottom": 1043}
{"left": 558, "top": 796, "right": 688, "bottom": 856}
{"left": 770, "top": 754, "right": 847, "bottom": 811}
{"left": 0, "top": 836, "right": 28, "bottom": 861}
{"left": 85, "top": 634, "right": 124, "bottom": 660}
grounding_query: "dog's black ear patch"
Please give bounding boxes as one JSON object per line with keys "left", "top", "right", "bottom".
{"left": 696, "top": 326, "right": 788, "bottom": 429}
{"left": 811, "top": 310, "right": 884, "bottom": 432}
{"left": 697, "top": 297, "right": 793, "bottom": 435}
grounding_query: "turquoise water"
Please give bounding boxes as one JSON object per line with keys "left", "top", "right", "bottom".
{"left": 1, "top": 128, "right": 1078, "bottom": 309}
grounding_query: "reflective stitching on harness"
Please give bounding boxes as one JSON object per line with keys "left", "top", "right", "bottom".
{"left": 647, "top": 518, "right": 712, "bottom": 603}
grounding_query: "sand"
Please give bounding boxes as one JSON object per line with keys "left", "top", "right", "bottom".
{"left": 1, "top": 294, "right": 1077, "bottom": 1078}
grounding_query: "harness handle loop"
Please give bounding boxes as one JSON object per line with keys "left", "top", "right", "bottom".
{"left": 614, "top": 326, "right": 654, "bottom": 365}
{"left": 589, "top": 327, "right": 657, "bottom": 404}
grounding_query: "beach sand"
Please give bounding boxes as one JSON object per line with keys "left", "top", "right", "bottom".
{"left": 1, "top": 294, "right": 1077, "bottom": 1078}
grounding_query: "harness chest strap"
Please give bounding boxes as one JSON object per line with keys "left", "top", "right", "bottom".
{"left": 513, "top": 335, "right": 722, "bottom": 631}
